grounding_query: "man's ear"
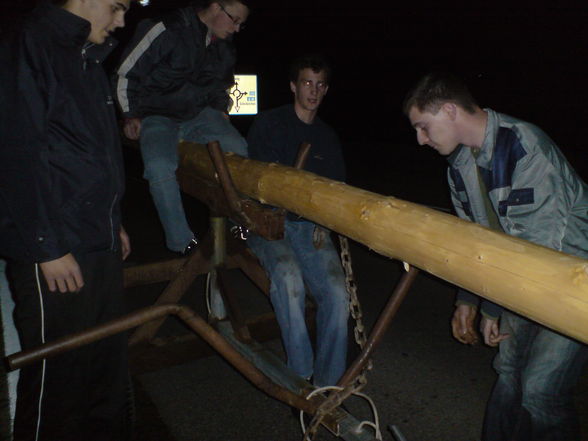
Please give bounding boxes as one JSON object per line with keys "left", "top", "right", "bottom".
{"left": 442, "top": 102, "right": 458, "bottom": 121}
{"left": 290, "top": 81, "right": 296, "bottom": 94}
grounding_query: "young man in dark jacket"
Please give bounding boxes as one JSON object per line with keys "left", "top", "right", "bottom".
{"left": 246, "top": 55, "right": 349, "bottom": 387}
{"left": 116, "top": 0, "right": 249, "bottom": 254}
{"left": 0, "top": 0, "right": 131, "bottom": 439}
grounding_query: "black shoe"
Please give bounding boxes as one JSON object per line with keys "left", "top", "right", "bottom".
{"left": 181, "top": 237, "right": 198, "bottom": 256}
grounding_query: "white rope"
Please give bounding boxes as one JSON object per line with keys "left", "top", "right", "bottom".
{"left": 205, "top": 270, "right": 214, "bottom": 316}
{"left": 299, "top": 386, "right": 382, "bottom": 441}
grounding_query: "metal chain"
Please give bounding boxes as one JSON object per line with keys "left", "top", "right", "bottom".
{"left": 300, "top": 236, "right": 375, "bottom": 441}
{"left": 338, "top": 235, "right": 373, "bottom": 377}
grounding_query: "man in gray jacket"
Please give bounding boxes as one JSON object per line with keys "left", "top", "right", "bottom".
{"left": 404, "top": 72, "right": 588, "bottom": 441}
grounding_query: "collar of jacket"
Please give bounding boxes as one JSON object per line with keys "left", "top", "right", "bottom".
{"left": 33, "top": 1, "right": 117, "bottom": 63}
{"left": 447, "top": 108, "right": 498, "bottom": 170}
{"left": 179, "top": 5, "right": 228, "bottom": 47}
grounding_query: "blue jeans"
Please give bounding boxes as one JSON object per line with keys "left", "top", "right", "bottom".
{"left": 483, "top": 311, "right": 588, "bottom": 441}
{"left": 140, "top": 107, "right": 248, "bottom": 251}
{"left": 247, "top": 220, "right": 349, "bottom": 387}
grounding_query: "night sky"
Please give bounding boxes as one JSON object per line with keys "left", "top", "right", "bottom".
{"left": 4, "top": 1, "right": 588, "bottom": 192}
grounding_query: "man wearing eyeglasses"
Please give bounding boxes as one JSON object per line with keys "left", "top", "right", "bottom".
{"left": 246, "top": 55, "right": 349, "bottom": 388}
{"left": 116, "top": 0, "right": 249, "bottom": 255}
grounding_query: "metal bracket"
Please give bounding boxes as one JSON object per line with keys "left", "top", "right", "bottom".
{"left": 206, "top": 141, "right": 312, "bottom": 241}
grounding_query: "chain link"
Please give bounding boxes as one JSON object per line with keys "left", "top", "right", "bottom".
{"left": 338, "top": 235, "right": 373, "bottom": 375}
{"left": 301, "top": 235, "right": 374, "bottom": 441}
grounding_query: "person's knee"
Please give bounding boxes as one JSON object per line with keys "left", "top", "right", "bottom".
{"left": 219, "top": 134, "right": 247, "bottom": 156}
{"left": 271, "top": 261, "right": 304, "bottom": 298}
{"left": 522, "top": 376, "right": 568, "bottom": 414}
{"left": 142, "top": 152, "right": 178, "bottom": 182}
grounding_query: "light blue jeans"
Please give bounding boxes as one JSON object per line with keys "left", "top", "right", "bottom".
{"left": 247, "top": 220, "right": 349, "bottom": 387}
{"left": 483, "top": 311, "right": 588, "bottom": 441}
{"left": 1, "top": 259, "right": 20, "bottom": 435}
{"left": 140, "top": 107, "right": 248, "bottom": 251}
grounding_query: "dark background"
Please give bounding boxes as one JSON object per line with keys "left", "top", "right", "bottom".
{"left": 3, "top": 1, "right": 588, "bottom": 201}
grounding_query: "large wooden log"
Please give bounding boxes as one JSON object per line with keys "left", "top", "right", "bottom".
{"left": 178, "top": 142, "right": 588, "bottom": 344}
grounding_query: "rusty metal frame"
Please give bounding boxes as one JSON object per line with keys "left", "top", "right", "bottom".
{"left": 6, "top": 303, "right": 378, "bottom": 440}
{"left": 4, "top": 267, "right": 417, "bottom": 440}
{"left": 4, "top": 141, "right": 422, "bottom": 440}
{"left": 338, "top": 266, "right": 419, "bottom": 387}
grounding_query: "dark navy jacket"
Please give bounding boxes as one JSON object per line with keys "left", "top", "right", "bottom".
{"left": 0, "top": 3, "right": 125, "bottom": 263}
{"left": 247, "top": 104, "right": 346, "bottom": 222}
{"left": 115, "top": 6, "right": 236, "bottom": 121}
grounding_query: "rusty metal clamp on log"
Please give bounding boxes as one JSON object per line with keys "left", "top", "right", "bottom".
{"left": 206, "top": 141, "right": 311, "bottom": 241}
{"left": 206, "top": 141, "right": 284, "bottom": 240}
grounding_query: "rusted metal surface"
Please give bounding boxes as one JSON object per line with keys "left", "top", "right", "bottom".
{"left": 207, "top": 141, "right": 285, "bottom": 240}
{"left": 128, "top": 235, "right": 214, "bottom": 345}
{"left": 207, "top": 141, "right": 244, "bottom": 218}
{"left": 6, "top": 304, "right": 317, "bottom": 414}
{"left": 216, "top": 269, "right": 252, "bottom": 343}
{"left": 176, "top": 170, "right": 232, "bottom": 217}
{"left": 123, "top": 258, "right": 187, "bottom": 288}
{"left": 215, "top": 321, "right": 375, "bottom": 439}
{"left": 292, "top": 142, "right": 312, "bottom": 170}
{"left": 338, "top": 266, "right": 419, "bottom": 387}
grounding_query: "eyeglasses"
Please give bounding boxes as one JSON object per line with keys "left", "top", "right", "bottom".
{"left": 219, "top": 3, "right": 246, "bottom": 31}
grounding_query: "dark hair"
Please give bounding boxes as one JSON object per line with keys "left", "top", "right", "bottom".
{"left": 289, "top": 54, "right": 332, "bottom": 84}
{"left": 402, "top": 72, "right": 478, "bottom": 115}
{"left": 194, "top": 0, "right": 247, "bottom": 8}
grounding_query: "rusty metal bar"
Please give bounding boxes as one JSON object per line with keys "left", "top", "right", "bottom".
{"left": 216, "top": 269, "right": 252, "bottom": 342}
{"left": 6, "top": 304, "right": 317, "bottom": 414}
{"left": 123, "top": 258, "right": 187, "bottom": 288}
{"left": 128, "top": 235, "right": 214, "bottom": 345}
{"left": 207, "top": 141, "right": 244, "bottom": 218}
{"left": 293, "top": 142, "right": 311, "bottom": 169}
{"left": 211, "top": 216, "right": 227, "bottom": 267}
{"left": 337, "top": 266, "right": 419, "bottom": 387}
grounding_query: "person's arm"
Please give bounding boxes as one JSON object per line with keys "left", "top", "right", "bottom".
{"left": 123, "top": 117, "right": 142, "bottom": 141}
{"left": 39, "top": 254, "right": 84, "bottom": 293}
{"left": 451, "top": 303, "right": 479, "bottom": 345}
{"left": 0, "top": 34, "right": 73, "bottom": 264}
{"left": 501, "top": 138, "right": 574, "bottom": 250}
{"left": 480, "top": 315, "right": 509, "bottom": 347}
{"left": 120, "top": 225, "right": 131, "bottom": 261}
{"left": 207, "top": 40, "right": 236, "bottom": 113}
{"left": 115, "top": 19, "right": 176, "bottom": 134}
{"left": 0, "top": 35, "right": 89, "bottom": 293}
{"left": 247, "top": 113, "right": 285, "bottom": 163}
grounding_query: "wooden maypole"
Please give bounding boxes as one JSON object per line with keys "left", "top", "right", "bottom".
{"left": 179, "top": 142, "right": 588, "bottom": 344}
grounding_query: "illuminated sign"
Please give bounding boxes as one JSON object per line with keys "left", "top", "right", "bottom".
{"left": 229, "top": 75, "right": 258, "bottom": 116}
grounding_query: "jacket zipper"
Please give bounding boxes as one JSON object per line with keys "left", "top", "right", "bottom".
{"left": 109, "top": 193, "right": 118, "bottom": 250}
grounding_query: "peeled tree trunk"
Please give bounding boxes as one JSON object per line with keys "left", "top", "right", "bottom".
{"left": 179, "top": 142, "right": 588, "bottom": 344}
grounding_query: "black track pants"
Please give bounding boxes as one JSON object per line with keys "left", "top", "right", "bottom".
{"left": 8, "top": 250, "right": 130, "bottom": 441}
